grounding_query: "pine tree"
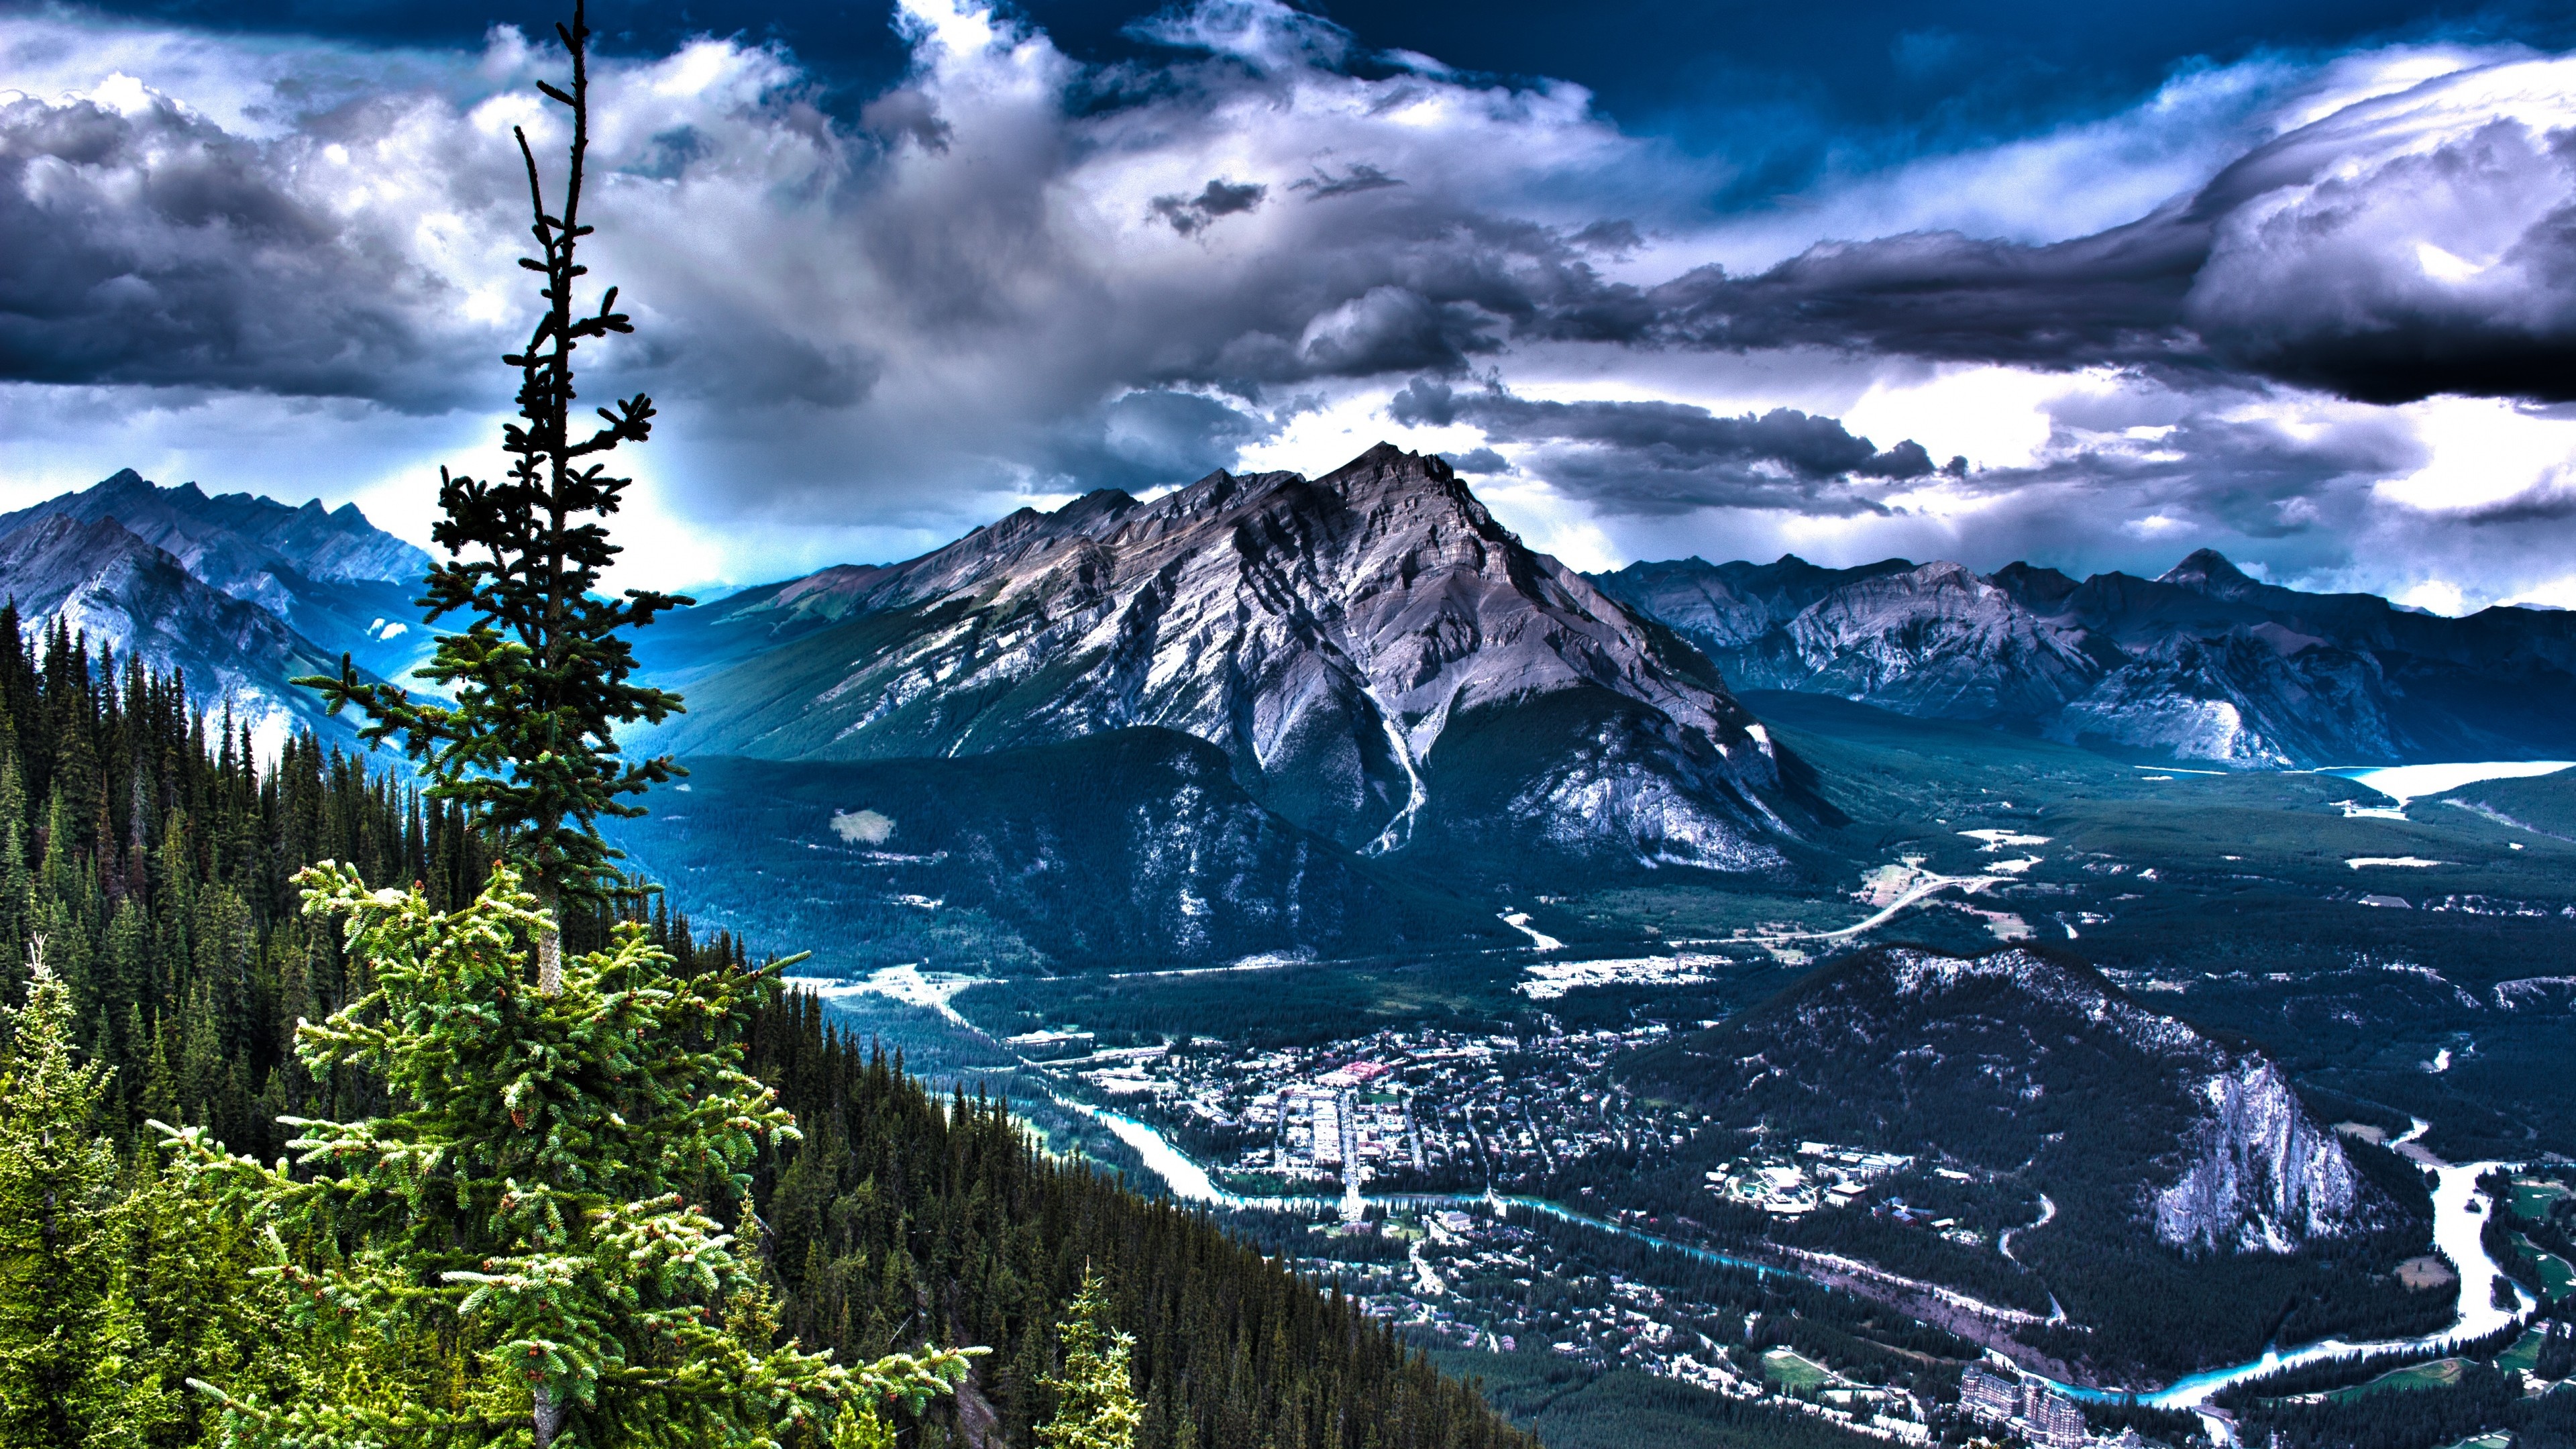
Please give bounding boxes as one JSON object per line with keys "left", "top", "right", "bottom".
{"left": 1036, "top": 1270, "right": 1141, "bottom": 1449}
{"left": 0, "top": 942, "right": 158, "bottom": 1446}
{"left": 160, "top": 865, "right": 978, "bottom": 1446}
{"left": 302, "top": 0, "right": 688, "bottom": 996}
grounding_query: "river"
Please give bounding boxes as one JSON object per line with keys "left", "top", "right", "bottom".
{"left": 1073, "top": 1104, "right": 2534, "bottom": 1426}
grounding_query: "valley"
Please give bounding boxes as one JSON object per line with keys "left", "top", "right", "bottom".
{"left": 701, "top": 680, "right": 2576, "bottom": 1448}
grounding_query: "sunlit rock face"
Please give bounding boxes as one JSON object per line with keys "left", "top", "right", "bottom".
{"left": 658, "top": 443, "right": 1794, "bottom": 867}
{"left": 2154, "top": 1060, "right": 2365, "bottom": 1254}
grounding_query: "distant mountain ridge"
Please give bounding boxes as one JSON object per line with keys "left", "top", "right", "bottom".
{"left": 1595, "top": 549, "right": 2576, "bottom": 767}
{"left": 645, "top": 443, "right": 1821, "bottom": 873}
{"left": 0, "top": 470, "right": 433, "bottom": 748}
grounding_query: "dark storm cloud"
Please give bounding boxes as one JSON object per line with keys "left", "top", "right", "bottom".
{"left": 0, "top": 91, "right": 476, "bottom": 408}
{"left": 1390, "top": 377, "right": 1939, "bottom": 515}
{"left": 1649, "top": 58, "right": 2576, "bottom": 405}
{"left": 1150, "top": 177, "right": 1266, "bottom": 234}
{"left": 1289, "top": 162, "right": 1403, "bottom": 199}
{"left": 1643, "top": 214, "right": 2208, "bottom": 372}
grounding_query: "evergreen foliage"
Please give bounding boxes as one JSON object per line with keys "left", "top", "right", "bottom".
{"left": 1036, "top": 1271, "right": 1140, "bottom": 1449}
{"left": 0, "top": 945, "right": 158, "bottom": 1447}
{"left": 747, "top": 995, "right": 1535, "bottom": 1449}
{"left": 160, "top": 866, "right": 975, "bottom": 1446}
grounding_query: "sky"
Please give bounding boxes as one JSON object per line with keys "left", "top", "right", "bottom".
{"left": 8, "top": 0, "right": 2576, "bottom": 610}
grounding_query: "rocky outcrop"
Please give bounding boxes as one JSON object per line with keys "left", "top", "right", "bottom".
{"left": 2153, "top": 1061, "right": 2365, "bottom": 1254}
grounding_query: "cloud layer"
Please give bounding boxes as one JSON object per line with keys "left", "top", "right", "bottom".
{"left": 7, "top": 3, "right": 2576, "bottom": 610}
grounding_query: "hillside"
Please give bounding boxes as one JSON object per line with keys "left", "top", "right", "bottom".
{"left": 1618, "top": 945, "right": 2447, "bottom": 1380}
{"left": 608, "top": 732, "right": 1515, "bottom": 973}
{"left": 3, "top": 619, "right": 1535, "bottom": 1449}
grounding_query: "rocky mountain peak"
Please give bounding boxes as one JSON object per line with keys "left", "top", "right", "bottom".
{"left": 656, "top": 443, "right": 1799, "bottom": 869}
{"left": 2157, "top": 547, "right": 2259, "bottom": 598}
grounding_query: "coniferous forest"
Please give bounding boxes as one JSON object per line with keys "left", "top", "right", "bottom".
{"left": 0, "top": 612, "right": 1531, "bottom": 1448}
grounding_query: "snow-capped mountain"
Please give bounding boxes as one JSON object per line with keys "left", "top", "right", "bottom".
{"left": 0, "top": 513, "right": 349, "bottom": 749}
{"left": 650, "top": 444, "right": 1811, "bottom": 870}
{"left": 1596, "top": 549, "right": 2576, "bottom": 767}
{"left": 0, "top": 470, "right": 436, "bottom": 682}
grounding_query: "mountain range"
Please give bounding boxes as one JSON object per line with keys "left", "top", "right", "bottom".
{"left": 0, "top": 470, "right": 433, "bottom": 749}
{"left": 23, "top": 448, "right": 2575, "bottom": 968}
{"left": 1593, "top": 551, "right": 2576, "bottom": 767}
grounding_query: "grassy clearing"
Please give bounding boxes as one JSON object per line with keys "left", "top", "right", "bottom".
{"left": 2512, "top": 1237, "right": 2576, "bottom": 1302}
{"left": 2329, "top": 1357, "right": 2468, "bottom": 1401}
{"left": 1761, "top": 1347, "right": 1837, "bottom": 1391}
{"left": 2495, "top": 1331, "right": 2546, "bottom": 1375}
{"left": 2510, "top": 1180, "right": 2569, "bottom": 1220}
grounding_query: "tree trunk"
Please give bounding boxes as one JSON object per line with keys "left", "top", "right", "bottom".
{"left": 534, "top": 1383, "right": 568, "bottom": 1446}
{"left": 535, "top": 879, "right": 563, "bottom": 997}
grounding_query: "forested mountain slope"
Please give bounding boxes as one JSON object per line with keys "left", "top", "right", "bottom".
{"left": 1, "top": 618, "right": 1533, "bottom": 1449}
{"left": 1620, "top": 945, "right": 2447, "bottom": 1379}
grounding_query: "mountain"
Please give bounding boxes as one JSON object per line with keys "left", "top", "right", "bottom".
{"left": 1595, "top": 549, "right": 2576, "bottom": 767}
{"left": 647, "top": 444, "right": 1817, "bottom": 873}
{"left": 0, "top": 470, "right": 437, "bottom": 682}
{"left": 1623, "top": 944, "right": 2438, "bottom": 1379}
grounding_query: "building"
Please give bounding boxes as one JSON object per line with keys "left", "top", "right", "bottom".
{"left": 1958, "top": 1366, "right": 2019, "bottom": 1424}
{"left": 1957, "top": 1366, "right": 2084, "bottom": 1449}
{"left": 1003, "top": 1029, "right": 1094, "bottom": 1060}
{"left": 2019, "top": 1379, "right": 2086, "bottom": 1449}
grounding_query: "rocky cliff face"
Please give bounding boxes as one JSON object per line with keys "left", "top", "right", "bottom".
{"left": 2153, "top": 1060, "right": 2365, "bottom": 1254}
{"left": 1597, "top": 548, "right": 2576, "bottom": 767}
{"left": 657, "top": 445, "right": 1799, "bottom": 869}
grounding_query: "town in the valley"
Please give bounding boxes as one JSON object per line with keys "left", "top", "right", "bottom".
{"left": 1002, "top": 1020, "right": 2153, "bottom": 1449}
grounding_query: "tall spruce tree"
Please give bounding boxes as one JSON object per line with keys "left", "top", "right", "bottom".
{"left": 1035, "top": 1271, "right": 1140, "bottom": 1449}
{"left": 164, "top": 5, "right": 981, "bottom": 1444}
{"left": 0, "top": 943, "right": 158, "bottom": 1447}
{"left": 302, "top": 0, "right": 686, "bottom": 995}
